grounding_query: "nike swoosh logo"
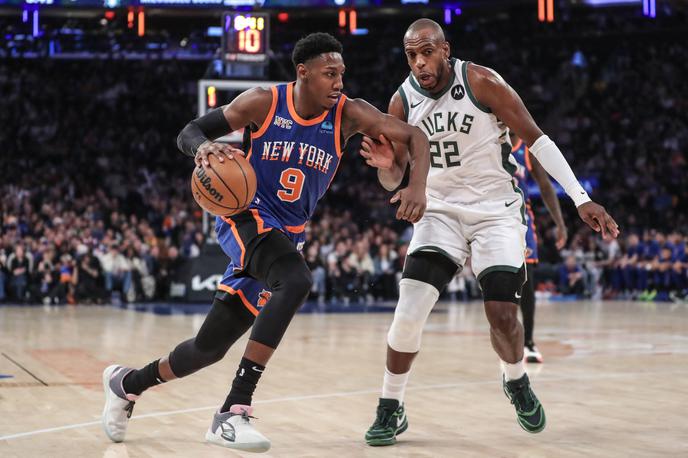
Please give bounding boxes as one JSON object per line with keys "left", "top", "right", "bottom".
{"left": 397, "top": 414, "right": 406, "bottom": 428}
{"left": 505, "top": 199, "right": 519, "bottom": 207}
{"left": 410, "top": 100, "right": 423, "bottom": 108}
{"left": 515, "top": 292, "right": 522, "bottom": 299}
{"left": 252, "top": 366, "right": 264, "bottom": 373}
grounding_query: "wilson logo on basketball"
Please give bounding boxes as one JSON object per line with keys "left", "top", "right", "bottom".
{"left": 195, "top": 167, "right": 224, "bottom": 202}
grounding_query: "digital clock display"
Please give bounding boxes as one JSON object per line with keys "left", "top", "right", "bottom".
{"left": 222, "top": 12, "right": 269, "bottom": 64}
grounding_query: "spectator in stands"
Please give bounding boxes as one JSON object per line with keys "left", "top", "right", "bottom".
{"left": 559, "top": 255, "right": 585, "bottom": 296}
{"left": 7, "top": 245, "right": 31, "bottom": 303}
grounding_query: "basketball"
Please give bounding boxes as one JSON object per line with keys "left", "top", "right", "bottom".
{"left": 191, "top": 153, "right": 256, "bottom": 217}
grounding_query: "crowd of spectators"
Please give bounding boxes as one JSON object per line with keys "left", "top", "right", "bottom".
{"left": 1, "top": 7, "right": 687, "bottom": 304}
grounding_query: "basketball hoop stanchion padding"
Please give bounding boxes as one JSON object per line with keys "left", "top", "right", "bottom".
{"left": 196, "top": 79, "right": 286, "bottom": 235}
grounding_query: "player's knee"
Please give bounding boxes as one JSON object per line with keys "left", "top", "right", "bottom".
{"left": 266, "top": 252, "right": 312, "bottom": 306}
{"left": 387, "top": 279, "right": 439, "bottom": 353}
{"left": 479, "top": 268, "right": 525, "bottom": 304}
{"left": 484, "top": 301, "right": 519, "bottom": 335}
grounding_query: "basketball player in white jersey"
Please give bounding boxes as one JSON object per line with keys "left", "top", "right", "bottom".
{"left": 363, "top": 19, "right": 619, "bottom": 445}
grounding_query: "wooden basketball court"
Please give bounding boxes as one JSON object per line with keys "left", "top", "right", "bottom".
{"left": 1, "top": 300, "right": 687, "bottom": 457}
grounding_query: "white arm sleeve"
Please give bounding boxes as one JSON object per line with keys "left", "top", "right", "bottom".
{"left": 528, "top": 135, "right": 592, "bottom": 208}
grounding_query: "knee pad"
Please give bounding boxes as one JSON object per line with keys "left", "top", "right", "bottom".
{"left": 387, "top": 279, "right": 439, "bottom": 353}
{"left": 266, "top": 252, "right": 313, "bottom": 299}
{"left": 479, "top": 267, "right": 526, "bottom": 304}
{"left": 402, "top": 251, "right": 459, "bottom": 292}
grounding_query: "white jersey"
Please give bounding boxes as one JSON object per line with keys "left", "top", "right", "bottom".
{"left": 398, "top": 58, "right": 518, "bottom": 204}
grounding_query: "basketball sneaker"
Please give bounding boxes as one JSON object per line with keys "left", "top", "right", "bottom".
{"left": 205, "top": 405, "right": 271, "bottom": 452}
{"left": 365, "top": 398, "right": 408, "bottom": 446}
{"left": 524, "top": 343, "right": 544, "bottom": 363}
{"left": 503, "top": 374, "right": 546, "bottom": 433}
{"left": 102, "top": 365, "right": 139, "bottom": 443}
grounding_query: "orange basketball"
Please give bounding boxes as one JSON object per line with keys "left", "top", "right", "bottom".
{"left": 191, "top": 153, "right": 257, "bottom": 217}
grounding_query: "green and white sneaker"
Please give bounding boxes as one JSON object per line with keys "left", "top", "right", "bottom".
{"left": 365, "top": 398, "right": 408, "bottom": 446}
{"left": 503, "top": 374, "right": 546, "bottom": 433}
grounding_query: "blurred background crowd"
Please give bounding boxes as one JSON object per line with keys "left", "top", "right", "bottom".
{"left": 1, "top": 5, "right": 686, "bottom": 305}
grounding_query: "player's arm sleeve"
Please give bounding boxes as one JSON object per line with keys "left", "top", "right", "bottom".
{"left": 528, "top": 135, "right": 591, "bottom": 208}
{"left": 176, "top": 108, "right": 232, "bottom": 157}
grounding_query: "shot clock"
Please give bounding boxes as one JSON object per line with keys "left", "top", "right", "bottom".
{"left": 222, "top": 12, "right": 270, "bottom": 64}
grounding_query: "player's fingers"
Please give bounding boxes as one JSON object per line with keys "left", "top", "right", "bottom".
{"left": 605, "top": 213, "right": 620, "bottom": 238}
{"left": 390, "top": 191, "right": 401, "bottom": 204}
{"left": 378, "top": 134, "right": 390, "bottom": 146}
{"left": 361, "top": 136, "right": 374, "bottom": 148}
{"left": 584, "top": 214, "right": 600, "bottom": 232}
{"left": 359, "top": 148, "right": 372, "bottom": 159}
{"left": 595, "top": 214, "right": 609, "bottom": 239}
{"left": 397, "top": 199, "right": 410, "bottom": 220}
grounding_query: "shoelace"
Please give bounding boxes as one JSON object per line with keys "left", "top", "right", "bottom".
{"left": 508, "top": 381, "right": 535, "bottom": 412}
{"left": 373, "top": 406, "right": 392, "bottom": 427}
{"left": 124, "top": 401, "right": 135, "bottom": 419}
{"left": 231, "top": 409, "right": 258, "bottom": 423}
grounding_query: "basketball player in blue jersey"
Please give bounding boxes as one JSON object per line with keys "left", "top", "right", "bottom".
{"left": 101, "top": 33, "right": 430, "bottom": 452}
{"left": 510, "top": 131, "right": 568, "bottom": 363}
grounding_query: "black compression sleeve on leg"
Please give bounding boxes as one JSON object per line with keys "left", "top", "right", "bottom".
{"left": 248, "top": 252, "right": 312, "bottom": 348}
{"left": 176, "top": 108, "right": 232, "bottom": 157}
{"left": 168, "top": 295, "right": 255, "bottom": 378}
{"left": 480, "top": 266, "right": 526, "bottom": 304}
{"left": 521, "top": 263, "right": 536, "bottom": 345}
{"left": 402, "top": 251, "right": 460, "bottom": 292}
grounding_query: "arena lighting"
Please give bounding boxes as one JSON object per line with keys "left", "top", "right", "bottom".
{"left": 338, "top": 9, "right": 346, "bottom": 27}
{"left": 32, "top": 9, "right": 39, "bottom": 37}
{"left": 277, "top": 12, "right": 288, "bottom": 23}
{"left": 538, "top": 0, "right": 554, "bottom": 22}
{"left": 127, "top": 9, "right": 134, "bottom": 28}
{"left": 22, "top": 9, "right": 28, "bottom": 22}
{"left": 349, "top": 10, "right": 357, "bottom": 34}
{"left": 207, "top": 86, "right": 217, "bottom": 108}
{"left": 643, "top": 0, "right": 656, "bottom": 17}
{"left": 444, "top": 8, "right": 451, "bottom": 24}
{"left": 137, "top": 9, "right": 145, "bottom": 37}
{"left": 105, "top": 11, "right": 115, "bottom": 20}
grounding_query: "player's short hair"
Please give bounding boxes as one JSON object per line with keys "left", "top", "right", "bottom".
{"left": 292, "top": 33, "right": 343, "bottom": 68}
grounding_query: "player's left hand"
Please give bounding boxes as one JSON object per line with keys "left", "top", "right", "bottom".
{"left": 555, "top": 224, "right": 568, "bottom": 250}
{"left": 359, "top": 135, "right": 394, "bottom": 170}
{"left": 390, "top": 183, "right": 426, "bottom": 223}
{"left": 577, "top": 201, "right": 619, "bottom": 240}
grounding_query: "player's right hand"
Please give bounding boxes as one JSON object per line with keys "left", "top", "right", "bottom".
{"left": 359, "top": 135, "right": 394, "bottom": 170}
{"left": 391, "top": 183, "right": 426, "bottom": 223}
{"left": 577, "top": 201, "right": 620, "bottom": 240}
{"left": 195, "top": 141, "right": 245, "bottom": 168}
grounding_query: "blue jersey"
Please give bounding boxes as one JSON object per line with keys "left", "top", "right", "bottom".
{"left": 511, "top": 138, "right": 538, "bottom": 263}
{"left": 511, "top": 138, "right": 531, "bottom": 203}
{"left": 246, "top": 82, "right": 345, "bottom": 231}
{"left": 214, "top": 83, "right": 346, "bottom": 313}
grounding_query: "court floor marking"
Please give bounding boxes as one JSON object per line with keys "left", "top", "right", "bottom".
{"left": 2, "top": 367, "right": 687, "bottom": 441}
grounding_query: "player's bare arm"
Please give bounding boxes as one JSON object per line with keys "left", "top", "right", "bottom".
{"left": 177, "top": 87, "right": 273, "bottom": 168}
{"left": 359, "top": 92, "right": 411, "bottom": 191}
{"left": 529, "top": 155, "right": 568, "bottom": 249}
{"left": 468, "top": 63, "right": 620, "bottom": 240}
{"left": 342, "top": 97, "right": 429, "bottom": 223}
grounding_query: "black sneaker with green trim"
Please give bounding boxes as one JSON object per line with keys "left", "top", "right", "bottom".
{"left": 365, "top": 398, "right": 408, "bottom": 446}
{"left": 503, "top": 374, "right": 546, "bottom": 433}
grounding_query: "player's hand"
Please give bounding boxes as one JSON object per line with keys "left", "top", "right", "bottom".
{"left": 555, "top": 224, "right": 568, "bottom": 250}
{"left": 359, "top": 135, "right": 394, "bottom": 170}
{"left": 577, "top": 201, "right": 619, "bottom": 240}
{"left": 390, "top": 183, "right": 426, "bottom": 223}
{"left": 195, "top": 141, "right": 245, "bottom": 168}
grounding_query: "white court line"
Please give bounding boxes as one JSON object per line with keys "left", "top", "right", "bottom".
{"left": 2, "top": 368, "right": 687, "bottom": 441}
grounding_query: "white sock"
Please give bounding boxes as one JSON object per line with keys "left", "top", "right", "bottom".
{"left": 381, "top": 368, "right": 410, "bottom": 402}
{"left": 501, "top": 360, "right": 526, "bottom": 381}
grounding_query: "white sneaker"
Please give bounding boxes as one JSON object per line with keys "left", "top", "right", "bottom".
{"left": 206, "top": 405, "right": 271, "bottom": 453}
{"left": 524, "top": 344, "right": 544, "bottom": 363}
{"left": 102, "top": 365, "right": 139, "bottom": 443}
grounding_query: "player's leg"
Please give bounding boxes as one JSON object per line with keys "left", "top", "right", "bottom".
{"left": 206, "top": 230, "right": 311, "bottom": 452}
{"left": 471, "top": 198, "right": 545, "bottom": 434}
{"left": 102, "top": 286, "right": 256, "bottom": 443}
{"left": 365, "top": 251, "right": 459, "bottom": 446}
{"left": 520, "top": 263, "right": 542, "bottom": 363}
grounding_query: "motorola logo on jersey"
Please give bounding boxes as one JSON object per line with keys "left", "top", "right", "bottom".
{"left": 451, "top": 84, "right": 465, "bottom": 100}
